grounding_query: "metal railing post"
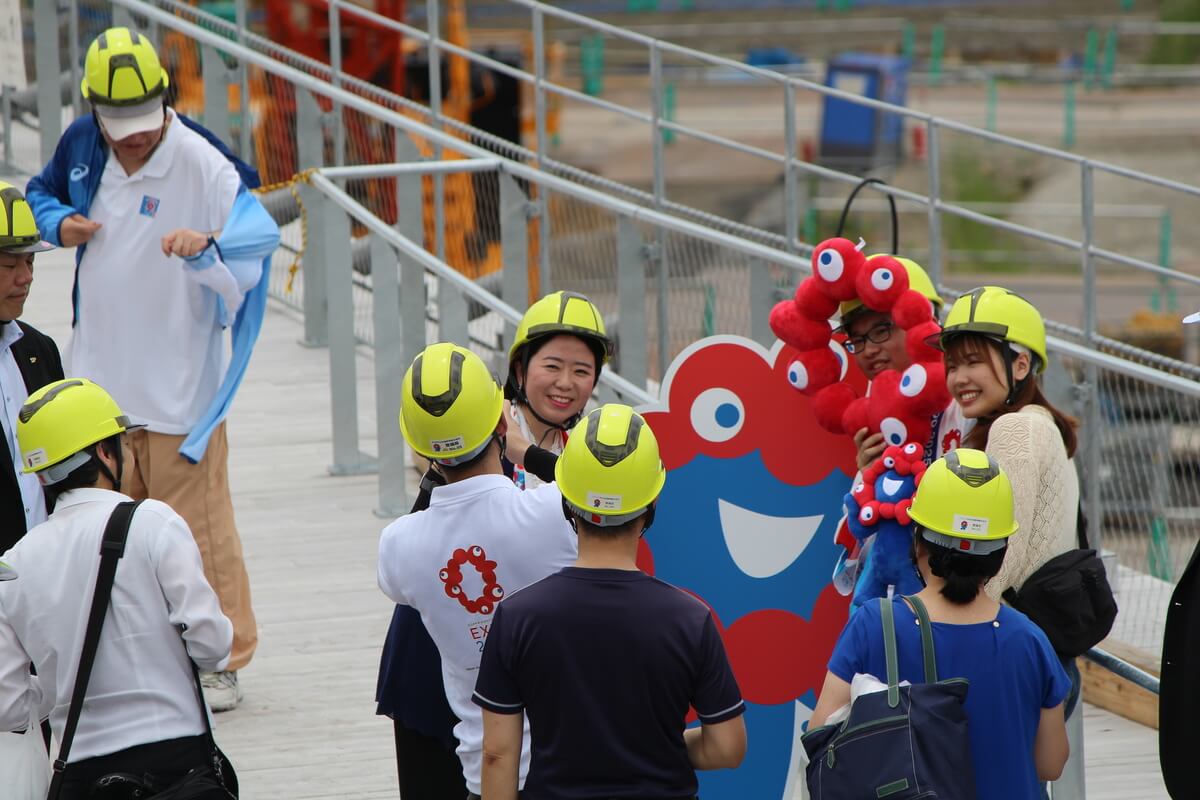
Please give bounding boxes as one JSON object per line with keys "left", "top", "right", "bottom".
{"left": 1081, "top": 161, "right": 1103, "bottom": 552}
{"left": 925, "top": 119, "right": 944, "bottom": 288}
{"left": 113, "top": 5, "right": 135, "bottom": 30}
{"left": 328, "top": 0, "right": 346, "bottom": 167}
{"left": 34, "top": 0, "right": 62, "bottom": 165}
{"left": 426, "top": 0, "right": 446, "bottom": 263}
{"left": 69, "top": 0, "right": 82, "bottom": 118}
{"left": 500, "top": 170, "right": 531, "bottom": 351}
{"left": 531, "top": 7, "right": 552, "bottom": 286}
{"left": 370, "top": 233, "right": 408, "bottom": 516}
{"left": 617, "top": 217, "right": 649, "bottom": 390}
{"left": 649, "top": 41, "right": 669, "bottom": 378}
{"left": 395, "top": 131, "right": 427, "bottom": 376}
{"left": 235, "top": 0, "right": 251, "bottom": 163}
{"left": 321, "top": 193, "right": 376, "bottom": 475}
{"left": 201, "top": 45, "right": 233, "bottom": 144}
{"left": 1, "top": 86, "right": 13, "bottom": 174}
{"left": 297, "top": 91, "right": 329, "bottom": 346}
{"left": 784, "top": 82, "right": 799, "bottom": 252}
{"left": 532, "top": 9, "right": 548, "bottom": 166}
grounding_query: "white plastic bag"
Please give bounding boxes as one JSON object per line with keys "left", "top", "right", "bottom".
{"left": 0, "top": 707, "right": 50, "bottom": 800}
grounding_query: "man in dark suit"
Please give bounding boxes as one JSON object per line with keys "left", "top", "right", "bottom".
{"left": 0, "top": 181, "right": 64, "bottom": 553}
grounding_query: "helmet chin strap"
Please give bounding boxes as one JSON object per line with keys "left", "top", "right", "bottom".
{"left": 1000, "top": 345, "right": 1027, "bottom": 407}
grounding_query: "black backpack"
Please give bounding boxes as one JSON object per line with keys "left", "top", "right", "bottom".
{"left": 1002, "top": 504, "right": 1117, "bottom": 658}
{"left": 802, "top": 596, "right": 977, "bottom": 800}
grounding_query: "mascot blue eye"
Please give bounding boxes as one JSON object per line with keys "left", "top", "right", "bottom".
{"left": 899, "top": 365, "right": 928, "bottom": 398}
{"left": 690, "top": 387, "right": 745, "bottom": 443}
{"left": 817, "top": 248, "right": 845, "bottom": 282}
{"left": 880, "top": 417, "right": 908, "bottom": 447}
{"left": 786, "top": 360, "right": 808, "bottom": 390}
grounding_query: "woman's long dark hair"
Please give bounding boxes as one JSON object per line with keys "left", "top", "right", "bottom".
{"left": 946, "top": 334, "right": 1078, "bottom": 458}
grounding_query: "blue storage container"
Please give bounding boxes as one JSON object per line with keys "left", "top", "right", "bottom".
{"left": 819, "top": 53, "right": 909, "bottom": 172}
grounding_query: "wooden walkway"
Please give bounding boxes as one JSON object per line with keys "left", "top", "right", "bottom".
{"left": 23, "top": 230, "right": 1169, "bottom": 798}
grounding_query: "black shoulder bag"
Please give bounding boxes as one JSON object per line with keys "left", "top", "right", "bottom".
{"left": 47, "top": 501, "right": 238, "bottom": 800}
{"left": 1002, "top": 503, "right": 1118, "bottom": 658}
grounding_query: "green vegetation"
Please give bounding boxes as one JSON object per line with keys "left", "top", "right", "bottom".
{"left": 1149, "top": 0, "right": 1200, "bottom": 64}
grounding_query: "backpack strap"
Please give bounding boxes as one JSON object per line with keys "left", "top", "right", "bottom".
{"left": 880, "top": 596, "right": 900, "bottom": 708}
{"left": 906, "top": 595, "right": 939, "bottom": 683}
{"left": 47, "top": 499, "right": 143, "bottom": 800}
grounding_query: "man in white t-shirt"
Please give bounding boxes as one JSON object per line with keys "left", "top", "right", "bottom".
{"left": 26, "top": 27, "right": 279, "bottom": 711}
{"left": 378, "top": 342, "right": 577, "bottom": 799}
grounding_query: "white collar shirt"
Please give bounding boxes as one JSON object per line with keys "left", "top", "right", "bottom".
{"left": 377, "top": 474, "right": 578, "bottom": 793}
{"left": 67, "top": 112, "right": 243, "bottom": 433}
{"left": 0, "top": 322, "right": 45, "bottom": 529}
{"left": 0, "top": 489, "right": 232, "bottom": 761}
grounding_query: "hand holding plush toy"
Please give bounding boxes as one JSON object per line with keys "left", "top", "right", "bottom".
{"left": 843, "top": 443, "right": 928, "bottom": 606}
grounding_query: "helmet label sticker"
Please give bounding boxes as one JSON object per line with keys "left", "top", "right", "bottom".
{"left": 429, "top": 435, "right": 465, "bottom": 454}
{"left": 587, "top": 492, "right": 622, "bottom": 511}
{"left": 23, "top": 448, "right": 47, "bottom": 468}
{"left": 952, "top": 514, "right": 990, "bottom": 536}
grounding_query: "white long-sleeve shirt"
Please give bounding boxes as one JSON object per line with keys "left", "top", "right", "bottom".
{"left": 0, "top": 323, "right": 46, "bottom": 529}
{"left": 0, "top": 488, "right": 232, "bottom": 761}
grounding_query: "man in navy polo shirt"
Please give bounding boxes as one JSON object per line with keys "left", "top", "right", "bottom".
{"left": 473, "top": 404, "right": 747, "bottom": 800}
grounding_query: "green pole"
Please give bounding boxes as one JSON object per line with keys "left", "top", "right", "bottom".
{"left": 835, "top": 0, "right": 853, "bottom": 10}
{"left": 1083, "top": 27, "right": 1099, "bottom": 90}
{"left": 816, "top": 0, "right": 829, "bottom": 9}
{"left": 1120, "top": 0, "right": 1134, "bottom": 10}
{"left": 702, "top": 285, "right": 716, "bottom": 337}
{"left": 1062, "top": 82, "right": 1076, "bottom": 149}
{"left": 582, "top": 35, "right": 604, "bottom": 97}
{"left": 662, "top": 83, "right": 676, "bottom": 145}
{"left": 1160, "top": 211, "right": 1175, "bottom": 313}
{"left": 985, "top": 74, "right": 997, "bottom": 132}
{"left": 930, "top": 25, "right": 945, "bottom": 86}
{"left": 1102, "top": 26, "right": 1118, "bottom": 89}
{"left": 679, "top": 0, "right": 694, "bottom": 8}
{"left": 1149, "top": 517, "right": 1174, "bottom": 581}
{"left": 901, "top": 22, "right": 915, "bottom": 62}
{"left": 804, "top": 207, "right": 818, "bottom": 245}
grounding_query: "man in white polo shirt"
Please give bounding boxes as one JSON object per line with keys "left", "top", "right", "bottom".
{"left": 378, "top": 342, "right": 577, "bottom": 799}
{"left": 25, "top": 27, "right": 279, "bottom": 711}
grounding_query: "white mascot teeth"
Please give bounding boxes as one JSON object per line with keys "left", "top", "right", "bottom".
{"left": 718, "top": 499, "right": 822, "bottom": 579}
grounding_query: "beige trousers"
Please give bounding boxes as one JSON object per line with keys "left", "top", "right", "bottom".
{"left": 124, "top": 423, "right": 257, "bottom": 671}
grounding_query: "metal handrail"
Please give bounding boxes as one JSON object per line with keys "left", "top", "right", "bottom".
{"left": 306, "top": 170, "right": 655, "bottom": 404}
{"left": 1084, "top": 648, "right": 1161, "bottom": 695}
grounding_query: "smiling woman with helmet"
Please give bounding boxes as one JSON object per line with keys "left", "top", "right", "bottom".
{"left": 809, "top": 449, "right": 1070, "bottom": 800}
{"left": 503, "top": 290, "right": 614, "bottom": 489}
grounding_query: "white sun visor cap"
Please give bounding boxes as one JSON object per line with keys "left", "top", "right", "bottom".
{"left": 95, "top": 96, "right": 165, "bottom": 142}
{"left": 1185, "top": 311, "right": 1200, "bottom": 324}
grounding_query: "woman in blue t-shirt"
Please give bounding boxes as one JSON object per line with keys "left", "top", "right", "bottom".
{"left": 809, "top": 448, "right": 1071, "bottom": 800}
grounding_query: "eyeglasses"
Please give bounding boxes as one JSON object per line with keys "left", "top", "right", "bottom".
{"left": 844, "top": 321, "right": 896, "bottom": 354}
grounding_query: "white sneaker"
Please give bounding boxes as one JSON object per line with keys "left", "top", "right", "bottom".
{"left": 200, "top": 670, "right": 243, "bottom": 712}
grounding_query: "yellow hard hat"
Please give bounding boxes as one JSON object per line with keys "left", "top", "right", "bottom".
{"left": 839, "top": 256, "right": 943, "bottom": 321}
{"left": 908, "top": 448, "right": 1017, "bottom": 555}
{"left": 508, "top": 290, "right": 613, "bottom": 365}
{"left": 81, "top": 27, "right": 169, "bottom": 106}
{"left": 555, "top": 404, "right": 666, "bottom": 527}
{"left": 0, "top": 182, "right": 52, "bottom": 254}
{"left": 18, "top": 378, "right": 142, "bottom": 485}
{"left": 938, "top": 286, "right": 1047, "bottom": 373}
{"left": 400, "top": 343, "right": 504, "bottom": 465}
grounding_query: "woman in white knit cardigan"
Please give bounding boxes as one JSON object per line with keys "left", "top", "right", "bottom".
{"left": 935, "top": 286, "right": 1081, "bottom": 721}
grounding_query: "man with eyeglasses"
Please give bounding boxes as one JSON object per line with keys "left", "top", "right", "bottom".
{"left": 837, "top": 257, "right": 971, "bottom": 470}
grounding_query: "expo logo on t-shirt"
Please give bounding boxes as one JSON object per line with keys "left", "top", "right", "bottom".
{"left": 139, "top": 195, "right": 161, "bottom": 218}
{"left": 438, "top": 545, "right": 505, "bottom": 616}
